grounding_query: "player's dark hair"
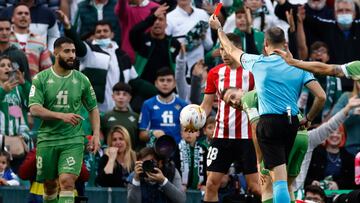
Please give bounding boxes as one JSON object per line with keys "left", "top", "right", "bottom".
{"left": 265, "top": 27, "right": 285, "bottom": 46}
{"left": 95, "top": 20, "right": 113, "bottom": 32}
{"left": 54, "top": 37, "right": 74, "bottom": 50}
{"left": 304, "top": 185, "right": 326, "bottom": 202}
{"left": 112, "top": 82, "right": 132, "bottom": 95}
{"left": 310, "top": 41, "right": 329, "bottom": 54}
{"left": 155, "top": 67, "right": 174, "bottom": 79}
{"left": 226, "top": 33, "right": 242, "bottom": 49}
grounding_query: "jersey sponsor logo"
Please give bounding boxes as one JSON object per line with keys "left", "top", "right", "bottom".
{"left": 54, "top": 90, "right": 70, "bottom": 108}
{"left": 160, "top": 110, "right": 175, "bottom": 127}
{"left": 174, "top": 104, "right": 181, "bottom": 111}
{"left": 128, "top": 116, "right": 136, "bottom": 122}
{"left": 47, "top": 78, "right": 54, "bottom": 84}
{"left": 108, "top": 116, "right": 116, "bottom": 121}
{"left": 29, "top": 85, "right": 36, "bottom": 97}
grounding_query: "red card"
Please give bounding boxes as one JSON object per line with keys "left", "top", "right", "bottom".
{"left": 214, "top": 3, "right": 223, "bottom": 16}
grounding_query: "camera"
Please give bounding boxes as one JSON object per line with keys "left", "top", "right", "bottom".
{"left": 142, "top": 159, "right": 157, "bottom": 173}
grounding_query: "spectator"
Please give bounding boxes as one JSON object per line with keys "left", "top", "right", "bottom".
{"left": 298, "top": 0, "right": 360, "bottom": 91}
{"left": 0, "top": 17, "right": 30, "bottom": 81}
{"left": 292, "top": 96, "right": 360, "bottom": 191}
{"left": 275, "top": 0, "right": 334, "bottom": 48}
{"left": 114, "top": 0, "right": 159, "bottom": 63}
{"left": 0, "top": 0, "right": 70, "bottom": 14}
{"left": 330, "top": 81, "right": 360, "bottom": 155}
{"left": 0, "top": 151, "right": 19, "bottom": 186}
{"left": 138, "top": 68, "right": 188, "bottom": 145}
{"left": 174, "top": 127, "right": 207, "bottom": 191}
{"left": 0, "top": 0, "right": 60, "bottom": 52}
{"left": 127, "top": 147, "right": 186, "bottom": 203}
{"left": 0, "top": 151, "right": 20, "bottom": 186}
{"left": 101, "top": 82, "right": 142, "bottom": 151}
{"left": 96, "top": 125, "right": 136, "bottom": 187}
{"left": 223, "top": 0, "right": 289, "bottom": 40}
{"left": 199, "top": 115, "right": 215, "bottom": 148}
{"left": 304, "top": 185, "right": 326, "bottom": 203}
{"left": 72, "top": 0, "right": 121, "bottom": 45}
{"left": 176, "top": 49, "right": 207, "bottom": 103}
{"left": 57, "top": 11, "right": 157, "bottom": 113}
{"left": 305, "top": 124, "right": 356, "bottom": 189}
{"left": 208, "top": 7, "right": 264, "bottom": 67}
{"left": 166, "top": 0, "right": 213, "bottom": 80}
{"left": 299, "top": 41, "right": 342, "bottom": 124}
{"left": 130, "top": 4, "right": 181, "bottom": 85}
{"left": 0, "top": 55, "right": 31, "bottom": 153}
{"left": 9, "top": 3, "right": 52, "bottom": 78}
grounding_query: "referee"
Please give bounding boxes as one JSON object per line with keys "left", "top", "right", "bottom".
{"left": 208, "top": 15, "right": 326, "bottom": 203}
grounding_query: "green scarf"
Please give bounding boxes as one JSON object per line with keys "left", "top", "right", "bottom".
{"left": 178, "top": 140, "right": 206, "bottom": 189}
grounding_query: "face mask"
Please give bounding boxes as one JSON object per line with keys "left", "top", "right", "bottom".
{"left": 93, "top": 38, "right": 111, "bottom": 48}
{"left": 337, "top": 14, "right": 353, "bottom": 26}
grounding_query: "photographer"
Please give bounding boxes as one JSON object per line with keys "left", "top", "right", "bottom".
{"left": 127, "top": 146, "right": 186, "bottom": 203}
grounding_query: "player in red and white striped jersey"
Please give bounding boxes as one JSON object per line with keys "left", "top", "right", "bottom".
{"left": 206, "top": 63, "right": 254, "bottom": 139}
{"left": 200, "top": 33, "right": 260, "bottom": 203}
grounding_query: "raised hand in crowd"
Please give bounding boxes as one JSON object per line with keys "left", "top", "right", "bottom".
{"left": 286, "top": 9, "right": 295, "bottom": 33}
{"left": 154, "top": 3, "right": 169, "bottom": 18}
{"left": 202, "top": 1, "right": 215, "bottom": 15}
{"left": 192, "top": 59, "right": 207, "bottom": 78}
{"left": 343, "top": 96, "right": 360, "bottom": 115}
{"left": 244, "top": 6, "right": 252, "bottom": 34}
{"left": 56, "top": 10, "right": 71, "bottom": 29}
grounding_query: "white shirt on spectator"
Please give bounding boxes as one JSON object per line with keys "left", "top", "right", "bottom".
{"left": 166, "top": 6, "right": 213, "bottom": 79}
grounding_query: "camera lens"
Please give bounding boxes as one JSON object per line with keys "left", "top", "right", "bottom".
{"left": 142, "top": 160, "right": 155, "bottom": 173}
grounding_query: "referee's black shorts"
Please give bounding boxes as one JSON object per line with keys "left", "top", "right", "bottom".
{"left": 256, "top": 114, "right": 299, "bottom": 169}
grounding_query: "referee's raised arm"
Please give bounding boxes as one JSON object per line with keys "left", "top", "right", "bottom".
{"left": 208, "top": 15, "right": 244, "bottom": 64}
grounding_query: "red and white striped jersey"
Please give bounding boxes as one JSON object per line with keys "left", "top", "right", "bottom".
{"left": 204, "top": 64, "right": 255, "bottom": 139}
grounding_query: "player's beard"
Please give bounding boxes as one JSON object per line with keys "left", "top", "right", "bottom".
{"left": 157, "top": 88, "right": 174, "bottom": 98}
{"left": 58, "top": 57, "right": 80, "bottom": 70}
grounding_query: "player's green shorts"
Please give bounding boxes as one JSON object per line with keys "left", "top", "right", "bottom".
{"left": 260, "top": 131, "right": 308, "bottom": 176}
{"left": 36, "top": 143, "right": 84, "bottom": 182}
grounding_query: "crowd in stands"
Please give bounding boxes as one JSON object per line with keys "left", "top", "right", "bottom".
{"left": 0, "top": 0, "right": 360, "bottom": 202}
